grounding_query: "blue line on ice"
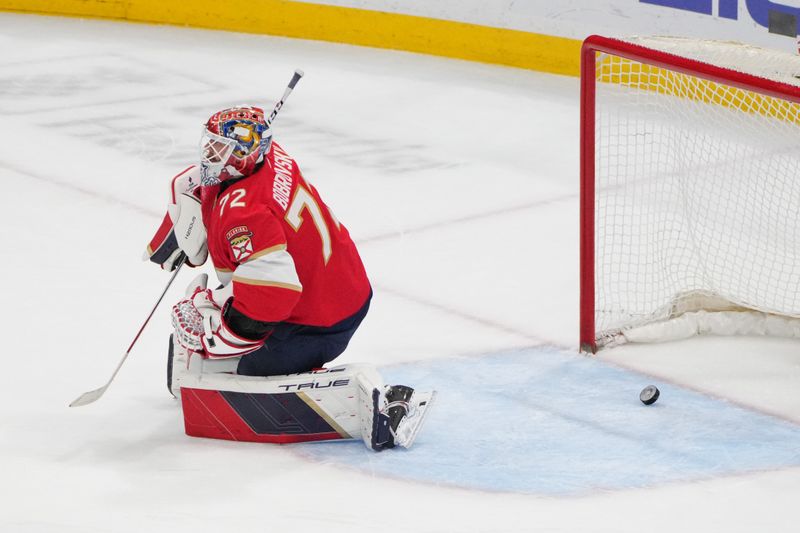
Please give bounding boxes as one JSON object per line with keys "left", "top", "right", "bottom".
{"left": 295, "top": 347, "right": 800, "bottom": 495}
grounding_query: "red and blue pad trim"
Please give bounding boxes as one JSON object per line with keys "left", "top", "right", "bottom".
{"left": 181, "top": 387, "right": 349, "bottom": 443}
{"left": 146, "top": 212, "right": 179, "bottom": 265}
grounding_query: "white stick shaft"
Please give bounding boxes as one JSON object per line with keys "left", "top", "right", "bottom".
{"left": 266, "top": 69, "right": 304, "bottom": 127}
{"left": 69, "top": 259, "right": 186, "bottom": 407}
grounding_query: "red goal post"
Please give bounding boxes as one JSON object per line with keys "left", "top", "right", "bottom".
{"left": 580, "top": 35, "right": 800, "bottom": 353}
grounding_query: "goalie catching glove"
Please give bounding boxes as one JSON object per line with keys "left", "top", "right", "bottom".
{"left": 171, "top": 273, "right": 264, "bottom": 358}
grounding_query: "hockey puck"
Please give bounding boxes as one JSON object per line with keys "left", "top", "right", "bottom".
{"left": 639, "top": 385, "right": 660, "bottom": 405}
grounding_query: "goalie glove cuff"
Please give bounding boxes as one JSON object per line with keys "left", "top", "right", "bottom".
{"left": 172, "top": 294, "right": 263, "bottom": 358}
{"left": 201, "top": 308, "right": 264, "bottom": 359}
{"left": 144, "top": 212, "right": 182, "bottom": 270}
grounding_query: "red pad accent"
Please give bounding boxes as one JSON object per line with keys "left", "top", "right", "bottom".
{"left": 181, "top": 388, "right": 344, "bottom": 444}
{"left": 147, "top": 212, "right": 174, "bottom": 257}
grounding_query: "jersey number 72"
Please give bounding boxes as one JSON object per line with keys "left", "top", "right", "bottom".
{"left": 285, "top": 185, "right": 340, "bottom": 265}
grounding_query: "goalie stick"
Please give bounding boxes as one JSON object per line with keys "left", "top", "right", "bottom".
{"left": 266, "top": 69, "right": 304, "bottom": 128}
{"left": 71, "top": 71, "right": 304, "bottom": 408}
{"left": 69, "top": 255, "right": 187, "bottom": 407}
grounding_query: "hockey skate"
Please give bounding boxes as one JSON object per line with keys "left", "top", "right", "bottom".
{"left": 368, "top": 384, "right": 436, "bottom": 451}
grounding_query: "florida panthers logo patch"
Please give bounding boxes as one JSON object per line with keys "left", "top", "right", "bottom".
{"left": 226, "top": 225, "right": 254, "bottom": 262}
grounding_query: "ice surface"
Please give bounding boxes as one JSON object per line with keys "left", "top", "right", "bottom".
{"left": 299, "top": 349, "right": 800, "bottom": 496}
{"left": 1, "top": 12, "right": 799, "bottom": 533}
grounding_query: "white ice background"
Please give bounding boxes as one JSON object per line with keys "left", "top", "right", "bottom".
{"left": 1, "top": 13, "right": 800, "bottom": 533}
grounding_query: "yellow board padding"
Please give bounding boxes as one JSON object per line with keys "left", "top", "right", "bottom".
{"left": 0, "top": 0, "right": 583, "bottom": 76}
{"left": 597, "top": 53, "right": 800, "bottom": 125}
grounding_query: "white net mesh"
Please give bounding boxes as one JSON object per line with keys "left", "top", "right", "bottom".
{"left": 624, "top": 36, "right": 800, "bottom": 86}
{"left": 592, "top": 37, "right": 800, "bottom": 347}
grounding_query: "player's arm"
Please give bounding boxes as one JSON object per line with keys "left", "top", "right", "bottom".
{"left": 224, "top": 209, "right": 303, "bottom": 337}
{"left": 144, "top": 166, "right": 208, "bottom": 270}
{"left": 173, "top": 207, "right": 303, "bottom": 358}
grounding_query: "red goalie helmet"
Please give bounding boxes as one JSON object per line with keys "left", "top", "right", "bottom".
{"left": 199, "top": 105, "right": 272, "bottom": 185}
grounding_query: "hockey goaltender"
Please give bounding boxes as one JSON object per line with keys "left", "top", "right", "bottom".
{"left": 143, "top": 94, "right": 434, "bottom": 451}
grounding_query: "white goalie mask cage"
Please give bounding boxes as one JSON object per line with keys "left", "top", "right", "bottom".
{"left": 199, "top": 127, "right": 239, "bottom": 185}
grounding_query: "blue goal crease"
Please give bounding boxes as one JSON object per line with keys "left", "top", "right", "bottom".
{"left": 294, "top": 348, "right": 800, "bottom": 496}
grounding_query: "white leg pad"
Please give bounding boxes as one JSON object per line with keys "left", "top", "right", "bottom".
{"left": 170, "top": 342, "right": 240, "bottom": 398}
{"left": 355, "top": 366, "right": 387, "bottom": 449}
{"left": 177, "top": 360, "right": 385, "bottom": 445}
{"left": 171, "top": 351, "right": 432, "bottom": 450}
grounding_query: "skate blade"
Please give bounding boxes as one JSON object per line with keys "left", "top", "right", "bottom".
{"left": 394, "top": 390, "right": 436, "bottom": 449}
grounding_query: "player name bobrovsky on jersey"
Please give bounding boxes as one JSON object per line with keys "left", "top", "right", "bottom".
{"left": 272, "top": 144, "right": 294, "bottom": 209}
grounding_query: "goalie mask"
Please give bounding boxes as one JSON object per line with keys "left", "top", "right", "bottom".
{"left": 199, "top": 105, "right": 272, "bottom": 185}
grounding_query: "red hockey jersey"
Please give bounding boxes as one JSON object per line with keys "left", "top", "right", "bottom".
{"left": 201, "top": 142, "right": 371, "bottom": 327}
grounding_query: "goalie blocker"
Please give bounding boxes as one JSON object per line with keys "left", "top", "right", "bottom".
{"left": 169, "top": 339, "right": 435, "bottom": 451}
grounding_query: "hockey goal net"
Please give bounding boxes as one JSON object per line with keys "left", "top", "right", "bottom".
{"left": 580, "top": 35, "right": 800, "bottom": 352}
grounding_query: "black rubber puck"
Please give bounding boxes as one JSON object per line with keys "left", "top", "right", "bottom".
{"left": 640, "top": 385, "right": 660, "bottom": 405}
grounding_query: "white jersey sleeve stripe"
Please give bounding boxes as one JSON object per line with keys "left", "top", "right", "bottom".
{"left": 232, "top": 277, "right": 303, "bottom": 291}
{"left": 232, "top": 248, "right": 302, "bottom": 291}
